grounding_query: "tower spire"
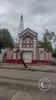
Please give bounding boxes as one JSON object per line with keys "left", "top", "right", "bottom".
{"left": 19, "top": 14, "right": 24, "bottom": 33}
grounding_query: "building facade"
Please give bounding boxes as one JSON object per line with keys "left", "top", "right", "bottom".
{"left": 19, "top": 27, "right": 38, "bottom": 63}
{"left": 18, "top": 27, "right": 52, "bottom": 64}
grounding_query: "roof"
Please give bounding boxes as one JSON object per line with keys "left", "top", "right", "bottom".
{"left": 19, "top": 27, "right": 38, "bottom": 38}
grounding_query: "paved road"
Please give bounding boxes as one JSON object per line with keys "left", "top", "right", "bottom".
{"left": 0, "top": 67, "right": 56, "bottom": 100}
{"left": 0, "top": 68, "right": 56, "bottom": 82}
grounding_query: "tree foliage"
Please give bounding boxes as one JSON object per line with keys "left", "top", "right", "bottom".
{"left": 42, "top": 29, "right": 56, "bottom": 52}
{"left": 0, "top": 28, "right": 14, "bottom": 49}
{"left": 52, "top": 48, "right": 56, "bottom": 57}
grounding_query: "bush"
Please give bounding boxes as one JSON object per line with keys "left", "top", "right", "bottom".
{"left": 52, "top": 52, "right": 56, "bottom": 57}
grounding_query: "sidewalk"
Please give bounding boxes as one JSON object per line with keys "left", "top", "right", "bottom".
{"left": 29, "top": 65, "right": 56, "bottom": 72}
{"left": 0, "top": 63, "right": 56, "bottom": 73}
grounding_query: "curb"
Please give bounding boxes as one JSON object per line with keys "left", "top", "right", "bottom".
{"left": 0, "top": 66, "right": 56, "bottom": 73}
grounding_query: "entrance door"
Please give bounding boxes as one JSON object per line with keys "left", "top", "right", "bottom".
{"left": 23, "top": 52, "right": 32, "bottom": 63}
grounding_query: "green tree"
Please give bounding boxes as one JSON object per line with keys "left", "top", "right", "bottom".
{"left": 0, "top": 28, "right": 14, "bottom": 49}
{"left": 42, "top": 29, "right": 56, "bottom": 52}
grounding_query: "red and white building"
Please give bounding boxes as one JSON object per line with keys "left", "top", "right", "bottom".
{"left": 19, "top": 27, "right": 38, "bottom": 63}
{"left": 17, "top": 27, "right": 52, "bottom": 64}
{"left": 0, "top": 27, "right": 52, "bottom": 64}
{"left": 0, "top": 14, "right": 52, "bottom": 64}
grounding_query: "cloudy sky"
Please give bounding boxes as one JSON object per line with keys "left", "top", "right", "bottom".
{"left": 0, "top": 0, "right": 56, "bottom": 40}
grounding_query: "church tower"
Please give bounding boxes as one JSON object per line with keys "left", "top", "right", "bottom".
{"left": 19, "top": 14, "right": 24, "bottom": 33}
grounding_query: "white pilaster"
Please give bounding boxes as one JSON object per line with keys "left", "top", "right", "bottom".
{"left": 33, "top": 37, "right": 37, "bottom": 60}
{"left": 19, "top": 38, "right": 22, "bottom": 51}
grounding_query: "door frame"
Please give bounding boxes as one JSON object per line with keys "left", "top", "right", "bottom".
{"left": 22, "top": 51, "right": 33, "bottom": 63}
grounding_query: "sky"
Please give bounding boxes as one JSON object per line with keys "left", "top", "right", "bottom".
{"left": 0, "top": 0, "right": 56, "bottom": 40}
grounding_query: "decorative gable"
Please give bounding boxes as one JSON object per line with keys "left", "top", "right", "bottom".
{"left": 19, "top": 27, "right": 38, "bottom": 38}
{"left": 19, "top": 27, "right": 38, "bottom": 50}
